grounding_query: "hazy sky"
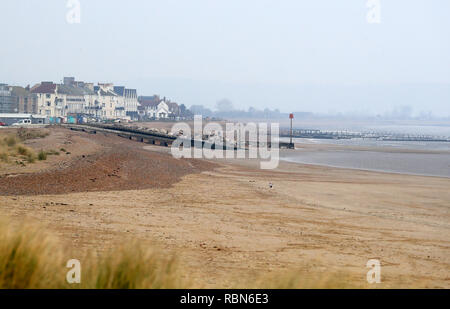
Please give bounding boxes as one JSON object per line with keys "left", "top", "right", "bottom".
{"left": 1, "top": 0, "right": 449, "bottom": 116}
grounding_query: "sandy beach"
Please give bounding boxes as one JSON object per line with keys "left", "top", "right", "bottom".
{"left": 0, "top": 127, "right": 449, "bottom": 288}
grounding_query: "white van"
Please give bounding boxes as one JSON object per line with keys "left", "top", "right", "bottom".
{"left": 12, "top": 119, "right": 32, "bottom": 126}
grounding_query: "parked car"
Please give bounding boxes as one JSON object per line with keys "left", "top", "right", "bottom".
{"left": 0, "top": 122, "right": 7, "bottom": 126}
{"left": 11, "top": 119, "right": 32, "bottom": 126}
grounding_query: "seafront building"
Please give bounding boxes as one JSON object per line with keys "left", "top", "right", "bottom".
{"left": 11, "top": 86, "right": 38, "bottom": 114}
{"left": 114, "top": 86, "right": 139, "bottom": 120}
{"left": 0, "top": 77, "right": 185, "bottom": 123}
{"left": 25, "top": 77, "right": 140, "bottom": 122}
{"left": 93, "top": 83, "right": 122, "bottom": 120}
{"left": 138, "top": 95, "right": 181, "bottom": 120}
{"left": 0, "top": 84, "right": 38, "bottom": 114}
{"left": 30, "top": 82, "right": 60, "bottom": 119}
{"left": 0, "top": 84, "right": 18, "bottom": 113}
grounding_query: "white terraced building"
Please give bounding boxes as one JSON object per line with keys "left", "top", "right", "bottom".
{"left": 114, "top": 86, "right": 139, "bottom": 120}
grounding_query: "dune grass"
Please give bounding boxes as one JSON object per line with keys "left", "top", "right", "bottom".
{"left": 0, "top": 219, "right": 186, "bottom": 289}
{"left": 0, "top": 220, "right": 66, "bottom": 289}
{"left": 0, "top": 129, "right": 59, "bottom": 165}
{"left": 16, "top": 128, "right": 49, "bottom": 141}
{"left": 82, "top": 244, "right": 182, "bottom": 289}
{"left": 37, "top": 150, "right": 47, "bottom": 161}
{"left": 0, "top": 135, "right": 37, "bottom": 164}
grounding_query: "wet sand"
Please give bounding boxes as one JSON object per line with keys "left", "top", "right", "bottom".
{"left": 1, "top": 128, "right": 449, "bottom": 288}
{"left": 281, "top": 147, "right": 450, "bottom": 178}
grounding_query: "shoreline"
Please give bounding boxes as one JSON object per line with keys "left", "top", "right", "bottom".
{"left": 278, "top": 141, "right": 450, "bottom": 179}
{"left": 280, "top": 157, "right": 450, "bottom": 179}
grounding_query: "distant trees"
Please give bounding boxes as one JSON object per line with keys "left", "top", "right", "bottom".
{"left": 188, "top": 99, "right": 286, "bottom": 120}
{"left": 179, "top": 104, "right": 193, "bottom": 118}
{"left": 216, "top": 99, "right": 234, "bottom": 113}
{"left": 190, "top": 105, "right": 213, "bottom": 117}
{"left": 382, "top": 105, "right": 415, "bottom": 120}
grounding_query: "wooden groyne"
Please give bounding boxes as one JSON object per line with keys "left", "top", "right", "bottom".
{"left": 281, "top": 128, "right": 450, "bottom": 142}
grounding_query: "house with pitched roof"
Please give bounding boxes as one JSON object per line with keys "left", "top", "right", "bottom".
{"left": 93, "top": 84, "right": 121, "bottom": 120}
{"left": 31, "top": 82, "right": 61, "bottom": 119}
{"left": 138, "top": 95, "right": 170, "bottom": 120}
{"left": 62, "top": 78, "right": 121, "bottom": 120}
{"left": 57, "top": 83, "right": 92, "bottom": 115}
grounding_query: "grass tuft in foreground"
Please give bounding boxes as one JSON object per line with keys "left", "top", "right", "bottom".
{"left": 83, "top": 243, "right": 182, "bottom": 289}
{"left": 0, "top": 220, "right": 66, "bottom": 289}
{"left": 0, "top": 219, "right": 185, "bottom": 289}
